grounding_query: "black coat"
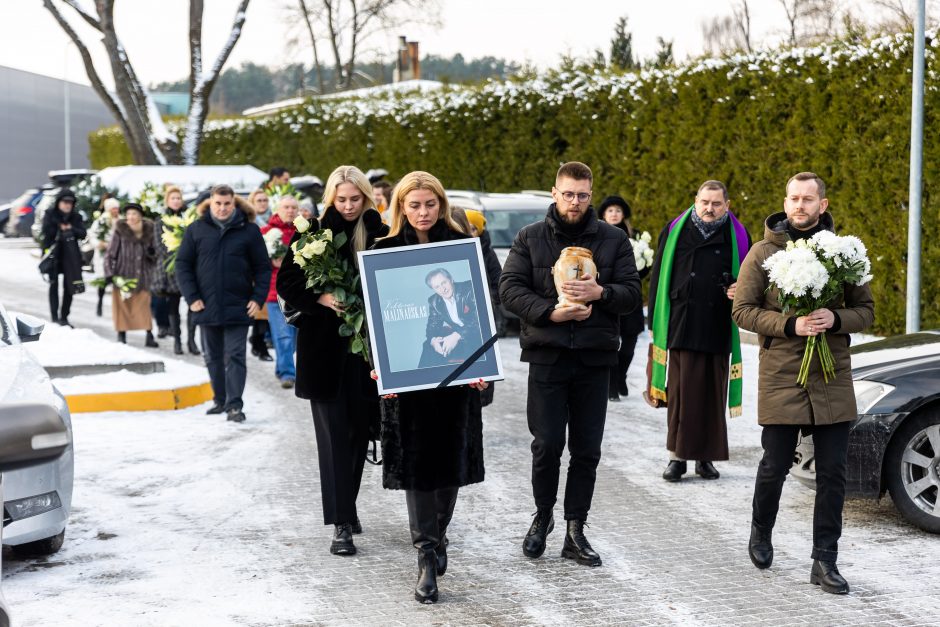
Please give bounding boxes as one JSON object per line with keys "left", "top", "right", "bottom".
{"left": 480, "top": 230, "right": 502, "bottom": 307}
{"left": 647, "top": 216, "right": 752, "bottom": 355}
{"left": 41, "top": 198, "right": 87, "bottom": 279}
{"left": 498, "top": 204, "right": 642, "bottom": 365}
{"left": 275, "top": 207, "right": 388, "bottom": 401}
{"left": 372, "top": 220, "right": 485, "bottom": 491}
{"left": 174, "top": 206, "right": 270, "bottom": 326}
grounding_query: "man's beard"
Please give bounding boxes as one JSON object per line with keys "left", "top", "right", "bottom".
{"left": 790, "top": 212, "right": 818, "bottom": 229}
{"left": 559, "top": 209, "right": 585, "bottom": 224}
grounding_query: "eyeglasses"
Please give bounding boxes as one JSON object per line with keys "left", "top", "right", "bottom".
{"left": 556, "top": 189, "right": 592, "bottom": 203}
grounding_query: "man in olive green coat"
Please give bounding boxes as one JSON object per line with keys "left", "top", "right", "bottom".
{"left": 732, "top": 172, "right": 874, "bottom": 595}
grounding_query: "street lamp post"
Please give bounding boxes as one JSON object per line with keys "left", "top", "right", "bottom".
{"left": 63, "top": 40, "right": 74, "bottom": 170}
{"left": 906, "top": 0, "right": 926, "bottom": 333}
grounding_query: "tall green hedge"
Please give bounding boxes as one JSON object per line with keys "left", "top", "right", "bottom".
{"left": 90, "top": 32, "right": 940, "bottom": 335}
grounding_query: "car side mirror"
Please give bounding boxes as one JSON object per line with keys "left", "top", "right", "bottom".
{"left": 0, "top": 403, "right": 70, "bottom": 472}
{"left": 12, "top": 312, "right": 44, "bottom": 343}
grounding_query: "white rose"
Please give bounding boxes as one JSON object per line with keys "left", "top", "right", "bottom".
{"left": 322, "top": 229, "right": 333, "bottom": 242}
{"left": 294, "top": 215, "right": 311, "bottom": 233}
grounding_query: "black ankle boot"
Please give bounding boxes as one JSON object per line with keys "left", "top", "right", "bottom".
{"left": 330, "top": 523, "right": 356, "bottom": 556}
{"left": 187, "top": 316, "right": 201, "bottom": 355}
{"left": 523, "top": 509, "right": 554, "bottom": 558}
{"left": 145, "top": 331, "right": 158, "bottom": 347}
{"left": 414, "top": 549, "right": 439, "bottom": 604}
{"left": 96, "top": 299, "right": 103, "bottom": 317}
{"left": 748, "top": 523, "right": 773, "bottom": 569}
{"left": 117, "top": 331, "right": 126, "bottom": 344}
{"left": 662, "top": 460, "right": 687, "bottom": 482}
{"left": 810, "top": 559, "right": 849, "bottom": 594}
{"left": 173, "top": 338, "right": 183, "bottom": 355}
{"left": 561, "top": 519, "right": 602, "bottom": 567}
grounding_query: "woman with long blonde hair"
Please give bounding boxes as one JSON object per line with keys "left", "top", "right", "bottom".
{"left": 371, "top": 171, "right": 487, "bottom": 604}
{"left": 276, "top": 165, "right": 388, "bottom": 556}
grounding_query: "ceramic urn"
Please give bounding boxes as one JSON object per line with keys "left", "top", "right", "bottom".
{"left": 552, "top": 246, "right": 598, "bottom": 308}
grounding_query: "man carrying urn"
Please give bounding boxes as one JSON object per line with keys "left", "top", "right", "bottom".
{"left": 646, "top": 180, "right": 751, "bottom": 482}
{"left": 499, "top": 161, "right": 641, "bottom": 567}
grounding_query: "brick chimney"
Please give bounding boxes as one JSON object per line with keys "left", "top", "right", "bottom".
{"left": 394, "top": 36, "right": 421, "bottom": 82}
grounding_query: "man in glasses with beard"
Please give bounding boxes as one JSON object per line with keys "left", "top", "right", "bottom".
{"left": 500, "top": 161, "right": 640, "bottom": 567}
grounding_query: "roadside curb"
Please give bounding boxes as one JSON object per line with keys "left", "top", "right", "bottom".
{"left": 65, "top": 382, "right": 213, "bottom": 414}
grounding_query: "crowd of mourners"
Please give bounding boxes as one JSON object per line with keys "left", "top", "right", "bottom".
{"left": 37, "top": 160, "right": 872, "bottom": 605}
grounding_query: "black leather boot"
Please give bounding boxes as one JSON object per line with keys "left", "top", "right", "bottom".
{"left": 415, "top": 549, "right": 439, "bottom": 604}
{"left": 662, "top": 460, "right": 687, "bottom": 482}
{"left": 748, "top": 523, "right": 773, "bottom": 569}
{"left": 811, "top": 559, "right": 849, "bottom": 594}
{"left": 523, "top": 509, "right": 554, "bottom": 558}
{"left": 351, "top": 517, "right": 362, "bottom": 535}
{"left": 435, "top": 487, "right": 458, "bottom": 576}
{"left": 187, "top": 315, "right": 201, "bottom": 355}
{"left": 696, "top": 461, "right": 720, "bottom": 480}
{"left": 169, "top": 313, "right": 183, "bottom": 355}
{"left": 330, "top": 523, "right": 356, "bottom": 556}
{"left": 96, "top": 288, "right": 104, "bottom": 317}
{"left": 145, "top": 331, "right": 159, "bottom": 347}
{"left": 561, "top": 519, "right": 602, "bottom": 567}
{"left": 117, "top": 331, "right": 126, "bottom": 344}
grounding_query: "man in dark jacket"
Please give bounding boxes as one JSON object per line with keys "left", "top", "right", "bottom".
{"left": 41, "top": 188, "right": 87, "bottom": 326}
{"left": 732, "top": 172, "right": 874, "bottom": 594}
{"left": 499, "top": 161, "right": 641, "bottom": 567}
{"left": 647, "top": 180, "right": 751, "bottom": 483}
{"left": 419, "top": 268, "right": 482, "bottom": 367}
{"left": 176, "top": 185, "right": 270, "bottom": 423}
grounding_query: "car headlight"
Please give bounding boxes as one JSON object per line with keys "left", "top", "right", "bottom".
{"left": 4, "top": 491, "right": 62, "bottom": 523}
{"left": 853, "top": 380, "right": 895, "bottom": 414}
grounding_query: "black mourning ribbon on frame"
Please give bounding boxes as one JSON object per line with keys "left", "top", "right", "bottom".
{"left": 437, "top": 333, "right": 499, "bottom": 388}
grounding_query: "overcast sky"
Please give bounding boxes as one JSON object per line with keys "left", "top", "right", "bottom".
{"left": 0, "top": 1, "right": 844, "bottom": 88}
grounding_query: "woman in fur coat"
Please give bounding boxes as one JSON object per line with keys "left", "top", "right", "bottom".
{"left": 106, "top": 203, "right": 158, "bottom": 346}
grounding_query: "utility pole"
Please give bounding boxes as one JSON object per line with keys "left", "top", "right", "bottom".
{"left": 906, "top": 0, "right": 925, "bottom": 333}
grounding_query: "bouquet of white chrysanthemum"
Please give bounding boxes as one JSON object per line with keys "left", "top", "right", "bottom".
{"left": 762, "top": 234, "right": 873, "bottom": 386}
{"left": 161, "top": 207, "right": 199, "bottom": 272}
{"left": 632, "top": 231, "right": 655, "bottom": 271}
{"left": 263, "top": 228, "right": 289, "bottom": 259}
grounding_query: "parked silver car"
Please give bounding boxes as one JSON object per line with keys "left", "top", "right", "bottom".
{"left": 0, "top": 304, "right": 74, "bottom": 556}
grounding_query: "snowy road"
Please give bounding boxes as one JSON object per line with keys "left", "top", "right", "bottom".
{"left": 1, "top": 238, "right": 937, "bottom": 626}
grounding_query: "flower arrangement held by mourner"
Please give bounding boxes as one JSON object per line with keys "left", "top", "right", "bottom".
{"left": 289, "top": 215, "right": 371, "bottom": 363}
{"left": 762, "top": 230, "right": 872, "bottom": 386}
{"left": 263, "top": 227, "right": 289, "bottom": 259}
{"left": 632, "top": 231, "right": 654, "bottom": 271}
{"left": 159, "top": 207, "right": 199, "bottom": 272}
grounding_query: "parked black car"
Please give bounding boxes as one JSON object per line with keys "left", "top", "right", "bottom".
{"left": 792, "top": 331, "right": 940, "bottom": 533}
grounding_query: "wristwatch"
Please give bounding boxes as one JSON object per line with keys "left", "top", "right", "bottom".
{"left": 600, "top": 286, "right": 612, "bottom": 303}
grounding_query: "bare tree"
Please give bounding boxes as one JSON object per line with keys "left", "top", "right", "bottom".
{"left": 288, "top": 0, "right": 437, "bottom": 91}
{"left": 778, "top": 0, "right": 810, "bottom": 45}
{"left": 42, "top": 0, "right": 250, "bottom": 165}
{"left": 702, "top": 1, "right": 753, "bottom": 54}
{"left": 871, "top": 0, "right": 915, "bottom": 29}
{"left": 293, "top": 0, "right": 326, "bottom": 93}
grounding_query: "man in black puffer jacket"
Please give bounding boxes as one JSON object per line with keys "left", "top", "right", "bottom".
{"left": 499, "top": 161, "right": 641, "bottom": 567}
{"left": 176, "top": 184, "right": 270, "bottom": 423}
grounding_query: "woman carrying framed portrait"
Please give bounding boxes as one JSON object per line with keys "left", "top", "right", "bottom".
{"left": 370, "top": 171, "right": 489, "bottom": 605}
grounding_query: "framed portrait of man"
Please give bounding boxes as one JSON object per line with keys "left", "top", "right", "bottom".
{"left": 358, "top": 239, "right": 504, "bottom": 395}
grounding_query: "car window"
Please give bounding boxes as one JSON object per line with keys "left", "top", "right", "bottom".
{"left": 10, "top": 190, "right": 38, "bottom": 208}
{"left": 484, "top": 210, "right": 546, "bottom": 248}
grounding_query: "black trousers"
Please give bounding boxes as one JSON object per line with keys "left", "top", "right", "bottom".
{"left": 527, "top": 352, "right": 609, "bottom": 521}
{"left": 48, "top": 272, "right": 73, "bottom": 320}
{"left": 310, "top": 359, "right": 372, "bottom": 526}
{"left": 151, "top": 293, "right": 169, "bottom": 329}
{"left": 609, "top": 330, "right": 640, "bottom": 393}
{"left": 751, "top": 422, "right": 851, "bottom": 562}
{"left": 250, "top": 319, "right": 269, "bottom": 352}
{"left": 200, "top": 324, "right": 249, "bottom": 411}
{"left": 405, "top": 487, "right": 459, "bottom": 552}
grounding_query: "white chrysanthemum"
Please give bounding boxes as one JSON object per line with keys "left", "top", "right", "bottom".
{"left": 633, "top": 238, "right": 653, "bottom": 271}
{"left": 763, "top": 247, "right": 830, "bottom": 298}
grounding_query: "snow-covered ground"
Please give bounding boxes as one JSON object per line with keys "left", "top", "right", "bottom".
{"left": 1, "top": 238, "right": 937, "bottom": 626}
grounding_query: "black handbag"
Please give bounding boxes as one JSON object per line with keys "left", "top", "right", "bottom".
{"left": 277, "top": 294, "right": 304, "bottom": 327}
{"left": 38, "top": 244, "right": 57, "bottom": 275}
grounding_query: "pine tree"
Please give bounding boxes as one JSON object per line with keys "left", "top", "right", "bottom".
{"left": 610, "top": 16, "right": 639, "bottom": 71}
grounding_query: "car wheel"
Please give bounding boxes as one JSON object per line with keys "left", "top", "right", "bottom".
{"left": 9, "top": 529, "right": 66, "bottom": 557}
{"left": 884, "top": 408, "right": 940, "bottom": 533}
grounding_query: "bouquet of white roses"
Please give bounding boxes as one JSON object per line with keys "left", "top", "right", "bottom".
{"left": 263, "top": 228, "right": 289, "bottom": 259}
{"left": 632, "top": 231, "right": 655, "bottom": 271}
{"left": 290, "top": 215, "right": 370, "bottom": 364}
{"left": 762, "top": 232, "right": 872, "bottom": 386}
{"left": 160, "top": 207, "right": 199, "bottom": 272}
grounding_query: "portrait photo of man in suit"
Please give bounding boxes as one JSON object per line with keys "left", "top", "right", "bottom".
{"left": 418, "top": 267, "right": 483, "bottom": 368}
